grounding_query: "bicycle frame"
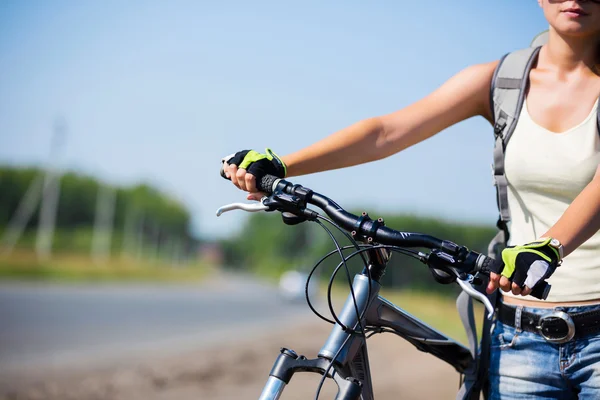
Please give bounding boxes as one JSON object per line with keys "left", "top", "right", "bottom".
{"left": 217, "top": 175, "right": 548, "bottom": 400}
{"left": 258, "top": 271, "right": 473, "bottom": 400}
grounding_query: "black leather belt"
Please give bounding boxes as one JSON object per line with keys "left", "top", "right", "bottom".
{"left": 498, "top": 302, "right": 600, "bottom": 344}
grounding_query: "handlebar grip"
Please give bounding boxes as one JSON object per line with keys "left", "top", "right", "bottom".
{"left": 481, "top": 257, "right": 503, "bottom": 274}
{"left": 478, "top": 255, "right": 551, "bottom": 300}
{"left": 219, "top": 161, "right": 278, "bottom": 194}
{"left": 257, "top": 174, "right": 279, "bottom": 195}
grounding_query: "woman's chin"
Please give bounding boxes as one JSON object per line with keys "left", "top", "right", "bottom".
{"left": 551, "top": 21, "right": 600, "bottom": 38}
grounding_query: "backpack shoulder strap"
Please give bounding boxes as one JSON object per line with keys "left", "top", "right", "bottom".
{"left": 530, "top": 30, "right": 549, "bottom": 48}
{"left": 489, "top": 46, "right": 541, "bottom": 255}
{"left": 597, "top": 95, "right": 600, "bottom": 134}
{"left": 492, "top": 46, "right": 541, "bottom": 147}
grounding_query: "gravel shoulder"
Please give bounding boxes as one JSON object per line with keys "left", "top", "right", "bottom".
{"left": 0, "top": 318, "right": 460, "bottom": 400}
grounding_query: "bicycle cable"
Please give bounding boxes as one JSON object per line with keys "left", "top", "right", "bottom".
{"left": 316, "top": 215, "right": 369, "bottom": 266}
{"left": 316, "top": 219, "right": 371, "bottom": 333}
{"left": 293, "top": 213, "right": 430, "bottom": 399}
{"left": 317, "top": 243, "right": 427, "bottom": 398}
{"left": 313, "top": 327, "right": 355, "bottom": 400}
{"left": 312, "top": 217, "right": 370, "bottom": 400}
{"left": 311, "top": 234, "right": 423, "bottom": 399}
{"left": 325, "top": 244, "right": 424, "bottom": 332}
{"left": 302, "top": 214, "right": 370, "bottom": 325}
{"left": 304, "top": 242, "right": 424, "bottom": 328}
{"left": 304, "top": 243, "right": 372, "bottom": 325}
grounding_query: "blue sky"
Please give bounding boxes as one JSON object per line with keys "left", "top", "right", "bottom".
{"left": 0, "top": 0, "right": 549, "bottom": 238}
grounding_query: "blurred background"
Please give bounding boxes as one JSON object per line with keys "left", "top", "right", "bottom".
{"left": 0, "top": 1, "right": 549, "bottom": 399}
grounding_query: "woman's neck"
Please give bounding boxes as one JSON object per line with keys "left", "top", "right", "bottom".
{"left": 543, "top": 28, "right": 600, "bottom": 76}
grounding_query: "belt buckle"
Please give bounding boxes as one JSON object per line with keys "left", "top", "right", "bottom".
{"left": 536, "top": 311, "right": 575, "bottom": 344}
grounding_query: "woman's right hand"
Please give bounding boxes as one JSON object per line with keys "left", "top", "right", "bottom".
{"left": 221, "top": 148, "right": 287, "bottom": 199}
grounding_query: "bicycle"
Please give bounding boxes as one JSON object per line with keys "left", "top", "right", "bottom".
{"left": 216, "top": 174, "right": 550, "bottom": 400}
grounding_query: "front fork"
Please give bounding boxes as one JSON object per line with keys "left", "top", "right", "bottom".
{"left": 258, "top": 348, "right": 363, "bottom": 400}
{"left": 259, "top": 274, "right": 381, "bottom": 400}
{"left": 259, "top": 244, "right": 389, "bottom": 399}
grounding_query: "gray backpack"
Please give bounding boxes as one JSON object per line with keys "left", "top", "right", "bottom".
{"left": 456, "top": 31, "right": 600, "bottom": 400}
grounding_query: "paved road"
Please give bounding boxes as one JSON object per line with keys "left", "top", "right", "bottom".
{"left": 0, "top": 276, "right": 315, "bottom": 370}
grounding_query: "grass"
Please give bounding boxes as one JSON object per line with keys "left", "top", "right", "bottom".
{"left": 0, "top": 250, "right": 211, "bottom": 283}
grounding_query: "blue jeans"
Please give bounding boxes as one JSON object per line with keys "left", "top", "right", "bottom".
{"left": 488, "top": 304, "right": 600, "bottom": 399}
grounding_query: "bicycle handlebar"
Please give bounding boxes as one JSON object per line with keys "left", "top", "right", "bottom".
{"left": 254, "top": 174, "right": 550, "bottom": 300}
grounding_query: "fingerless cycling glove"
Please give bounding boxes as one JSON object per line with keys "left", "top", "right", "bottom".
{"left": 224, "top": 148, "right": 287, "bottom": 179}
{"left": 501, "top": 237, "right": 561, "bottom": 289}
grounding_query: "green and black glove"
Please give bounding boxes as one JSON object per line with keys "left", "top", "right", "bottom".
{"left": 500, "top": 237, "right": 563, "bottom": 289}
{"left": 222, "top": 148, "right": 287, "bottom": 180}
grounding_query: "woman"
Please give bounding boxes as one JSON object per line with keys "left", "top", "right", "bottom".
{"left": 221, "top": 1, "right": 600, "bottom": 398}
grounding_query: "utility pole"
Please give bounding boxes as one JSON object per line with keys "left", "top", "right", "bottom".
{"left": 36, "top": 118, "right": 66, "bottom": 261}
{"left": 0, "top": 174, "right": 44, "bottom": 256}
{"left": 121, "top": 204, "right": 137, "bottom": 260}
{"left": 136, "top": 214, "right": 145, "bottom": 261}
{"left": 1, "top": 118, "right": 66, "bottom": 258}
{"left": 91, "top": 185, "right": 116, "bottom": 264}
{"left": 171, "top": 237, "right": 182, "bottom": 267}
{"left": 151, "top": 221, "right": 161, "bottom": 263}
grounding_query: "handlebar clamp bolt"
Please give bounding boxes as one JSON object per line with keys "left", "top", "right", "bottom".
{"left": 367, "top": 237, "right": 373, "bottom": 243}
{"left": 377, "top": 217, "right": 384, "bottom": 224}
{"left": 280, "top": 348, "right": 298, "bottom": 359}
{"left": 351, "top": 230, "right": 357, "bottom": 237}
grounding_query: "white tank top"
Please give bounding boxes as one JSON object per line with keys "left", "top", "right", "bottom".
{"left": 503, "top": 98, "right": 600, "bottom": 302}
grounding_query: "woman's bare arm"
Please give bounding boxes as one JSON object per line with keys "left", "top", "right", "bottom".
{"left": 282, "top": 61, "right": 498, "bottom": 178}
{"left": 226, "top": 60, "right": 499, "bottom": 192}
{"left": 543, "top": 164, "right": 600, "bottom": 256}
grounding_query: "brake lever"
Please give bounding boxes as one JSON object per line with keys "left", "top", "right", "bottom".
{"left": 216, "top": 197, "right": 271, "bottom": 216}
{"left": 456, "top": 275, "right": 494, "bottom": 320}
